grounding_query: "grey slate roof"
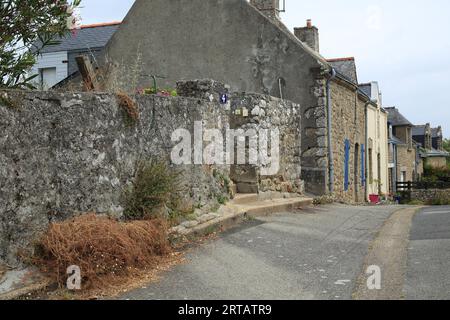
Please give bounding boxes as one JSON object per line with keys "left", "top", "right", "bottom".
{"left": 390, "top": 135, "right": 406, "bottom": 145}
{"left": 34, "top": 23, "right": 120, "bottom": 53}
{"left": 419, "top": 148, "right": 450, "bottom": 158}
{"left": 327, "top": 58, "right": 358, "bottom": 84}
{"left": 359, "top": 83, "right": 371, "bottom": 97}
{"left": 431, "top": 127, "right": 441, "bottom": 138}
{"left": 385, "top": 107, "right": 413, "bottom": 127}
{"left": 412, "top": 125, "right": 426, "bottom": 136}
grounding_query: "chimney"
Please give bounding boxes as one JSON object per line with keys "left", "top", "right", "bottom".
{"left": 437, "top": 126, "right": 443, "bottom": 150}
{"left": 250, "top": 0, "right": 280, "bottom": 20}
{"left": 425, "top": 123, "right": 432, "bottom": 150}
{"left": 294, "top": 19, "right": 320, "bottom": 52}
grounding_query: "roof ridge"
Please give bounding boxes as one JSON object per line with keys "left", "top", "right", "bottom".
{"left": 326, "top": 57, "right": 355, "bottom": 62}
{"left": 80, "top": 21, "right": 122, "bottom": 29}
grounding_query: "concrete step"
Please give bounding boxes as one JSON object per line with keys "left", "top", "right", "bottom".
{"left": 236, "top": 197, "right": 314, "bottom": 218}
{"left": 172, "top": 194, "right": 313, "bottom": 242}
{"left": 232, "top": 194, "right": 259, "bottom": 205}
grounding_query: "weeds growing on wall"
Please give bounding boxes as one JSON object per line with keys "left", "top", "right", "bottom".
{"left": 123, "top": 160, "right": 182, "bottom": 221}
{"left": 212, "top": 169, "right": 233, "bottom": 199}
{"left": 32, "top": 213, "right": 170, "bottom": 289}
{"left": 313, "top": 195, "right": 335, "bottom": 205}
{"left": 427, "top": 197, "right": 450, "bottom": 206}
{"left": 0, "top": 92, "right": 19, "bottom": 109}
{"left": 139, "top": 87, "right": 178, "bottom": 97}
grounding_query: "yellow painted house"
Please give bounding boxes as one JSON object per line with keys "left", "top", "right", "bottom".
{"left": 360, "top": 82, "right": 389, "bottom": 199}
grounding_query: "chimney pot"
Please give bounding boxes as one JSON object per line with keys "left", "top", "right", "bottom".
{"left": 307, "top": 19, "right": 312, "bottom": 28}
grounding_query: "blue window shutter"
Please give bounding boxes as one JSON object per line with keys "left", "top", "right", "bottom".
{"left": 361, "top": 144, "right": 365, "bottom": 186}
{"left": 344, "top": 139, "right": 350, "bottom": 191}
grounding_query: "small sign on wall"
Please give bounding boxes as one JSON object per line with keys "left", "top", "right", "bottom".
{"left": 220, "top": 93, "right": 228, "bottom": 104}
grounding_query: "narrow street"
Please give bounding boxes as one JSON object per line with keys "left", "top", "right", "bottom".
{"left": 119, "top": 204, "right": 425, "bottom": 300}
{"left": 405, "top": 206, "right": 450, "bottom": 300}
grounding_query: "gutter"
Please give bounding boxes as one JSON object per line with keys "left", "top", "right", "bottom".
{"left": 326, "top": 68, "right": 337, "bottom": 193}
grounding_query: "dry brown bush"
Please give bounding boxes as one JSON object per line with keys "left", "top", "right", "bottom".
{"left": 116, "top": 91, "right": 139, "bottom": 123}
{"left": 33, "top": 213, "right": 171, "bottom": 289}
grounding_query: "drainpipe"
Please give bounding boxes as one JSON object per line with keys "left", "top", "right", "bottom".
{"left": 326, "top": 68, "right": 337, "bottom": 193}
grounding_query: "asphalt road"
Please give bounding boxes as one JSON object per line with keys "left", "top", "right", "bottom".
{"left": 404, "top": 206, "right": 450, "bottom": 300}
{"left": 120, "top": 204, "right": 401, "bottom": 300}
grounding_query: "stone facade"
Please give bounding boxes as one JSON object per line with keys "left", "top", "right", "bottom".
{"left": 396, "top": 145, "right": 417, "bottom": 182}
{"left": 99, "top": 0, "right": 330, "bottom": 196}
{"left": 417, "top": 157, "right": 424, "bottom": 178}
{"left": 329, "top": 81, "right": 366, "bottom": 203}
{"left": 0, "top": 80, "right": 303, "bottom": 263}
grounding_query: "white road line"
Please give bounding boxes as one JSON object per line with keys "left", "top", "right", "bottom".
{"left": 422, "top": 211, "right": 450, "bottom": 215}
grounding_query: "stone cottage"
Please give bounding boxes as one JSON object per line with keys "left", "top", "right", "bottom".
{"left": 90, "top": 0, "right": 370, "bottom": 202}
{"left": 413, "top": 124, "right": 449, "bottom": 170}
{"left": 385, "top": 107, "right": 419, "bottom": 192}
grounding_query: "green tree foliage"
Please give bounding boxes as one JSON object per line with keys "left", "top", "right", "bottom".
{"left": 0, "top": 0, "right": 81, "bottom": 89}
{"left": 444, "top": 138, "right": 450, "bottom": 167}
{"left": 444, "top": 138, "right": 450, "bottom": 153}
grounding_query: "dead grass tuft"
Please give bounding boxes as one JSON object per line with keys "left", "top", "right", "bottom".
{"left": 0, "top": 264, "right": 7, "bottom": 279}
{"left": 116, "top": 91, "right": 139, "bottom": 123}
{"left": 32, "top": 213, "right": 171, "bottom": 290}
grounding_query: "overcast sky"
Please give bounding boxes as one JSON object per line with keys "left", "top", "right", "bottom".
{"left": 79, "top": 0, "right": 450, "bottom": 138}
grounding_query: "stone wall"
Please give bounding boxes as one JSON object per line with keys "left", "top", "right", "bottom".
{"left": 0, "top": 89, "right": 225, "bottom": 263}
{"left": 176, "top": 80, "right": 303, "bottom": 195}
{"left": 411, "top": 189, "right": 450, "bottom": 203}
{"left": 425, "top": 157, "right": 447, "bottom": 169}
{"left": 227, "top": 92, "right": 303, "bottom": 194}
{"left": 0, "top": 80, "right": 303, "bottom": 264}
{"left": 330, "top": 80, "right": 366, "bottom": 203}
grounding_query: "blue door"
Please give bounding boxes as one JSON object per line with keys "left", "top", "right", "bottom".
{"left": 344, "top": 139, "right": 350, "bottom": 191}
{"left": 361, "top": 144, "right": 365, "bottom": 187}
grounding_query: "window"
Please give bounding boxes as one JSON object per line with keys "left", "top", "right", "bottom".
{"left": 388, "top": 168, "right": 393, "bottom": 193}
{"left": 400, "top": 171, "right": 406, "bottom": 183}
{"left": 361, "top": 144, "right": 365, "bottom": 186}
{"left": 39, "top": 67, "right": 57, "bottom": 90}
{"left": 368, "top": 148, "right": 373, "bottom": 184}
